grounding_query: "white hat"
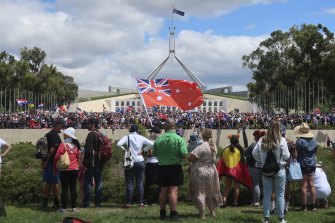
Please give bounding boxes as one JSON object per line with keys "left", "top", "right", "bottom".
{"left": 294, "top": 123, "right": 314, "bottom": 138}
{"left": 62, "top": 127, "right": 77, "bottom": 140}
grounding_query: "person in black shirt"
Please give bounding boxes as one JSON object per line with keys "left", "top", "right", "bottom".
{"left": 82, "top": 118, "right": 103, "bottom": 208}
{"left": 42, "top": 118, "right": 64, "bottom": 209}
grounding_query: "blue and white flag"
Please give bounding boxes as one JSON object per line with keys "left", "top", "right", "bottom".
{"left": 16, "top": 99, "right": 28, "bottom": 106}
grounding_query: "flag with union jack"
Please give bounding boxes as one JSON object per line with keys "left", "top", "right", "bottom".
{"left": 135, "top": 78, "right": 203, "bottom": 111}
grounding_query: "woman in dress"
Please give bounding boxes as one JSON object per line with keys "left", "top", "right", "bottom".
{"left": 188, "top": 129, "right": 223, "bottom": 219}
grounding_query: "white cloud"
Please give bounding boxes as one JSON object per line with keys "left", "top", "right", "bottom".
{"left": 323, "top": 8, "right": 335, "bottom": 15}
{"left": 0, "top": 0, "right": 273, "bottom": 93}
{"left": 243, "top": 23, "right": 257, "bottom": 31}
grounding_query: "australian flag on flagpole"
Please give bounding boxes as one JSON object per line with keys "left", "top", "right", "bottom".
{"left": 173, "top": 8, "right": 185, "bottom": 16}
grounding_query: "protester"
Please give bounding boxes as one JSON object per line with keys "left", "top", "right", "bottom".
{"left": 153, "top": 118, "right": 188, "bottom": 221}
{"left": 42, "top": 118, "right": 64, "bottom": 209}
{"left": 253, "top": 120, "right": 290, "bottom": 223}
{"left": 143, "top": 126, "right": 161, "bottom": 205}
{"left": 53, "top": 127, "right": 81, "bottom": 213}
{"left": 82, "top": 118, "right": 103, "bottom": 208}
{"left": 217, "top": 134, "right": 253, "bottom": 207}
{"left": 117, "top": 124, "right": 153, "bottom": 208}
{"left": 313, "top": 161, "right": 331, "bottom": 208}
{"left": 188, "top": 129, "right": 223, "bottom": 219}
{"left": 0, "top": 138, "right": 12, "bottom": 177}
{"left": 295, "top": 122, "right": 318, "bottom": 211}
{"left": 244, "top": 130, "right": 266, "bottom": 207}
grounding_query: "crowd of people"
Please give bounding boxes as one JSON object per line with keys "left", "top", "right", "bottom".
{"left": 0, "top": 115, "right": 334, "bottom": 222}
{"left": 1, "top": 109, "right": 335, "bottom": 130}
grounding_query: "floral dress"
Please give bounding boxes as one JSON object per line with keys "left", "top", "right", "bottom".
{"left": 190, "top": 142, "right": 223, "bottom": 211}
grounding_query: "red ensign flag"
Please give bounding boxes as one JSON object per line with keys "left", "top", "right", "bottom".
{"left": 136, "top": 79, "right": 204, "bottom": 111}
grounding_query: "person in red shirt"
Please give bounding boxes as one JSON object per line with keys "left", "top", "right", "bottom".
{"left": 53, "top": 127, "right": 81, "bottom": 213}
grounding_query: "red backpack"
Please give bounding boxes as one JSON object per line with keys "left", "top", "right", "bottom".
{"left": 94, "top": 131, "right": 113, "bottom": 162}
{"left": 63, "top": 217, "right": 91, "bottom": 223}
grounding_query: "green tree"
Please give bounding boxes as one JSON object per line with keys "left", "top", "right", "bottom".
{"left": 242, "top": 24, "right": 335, "bottom": 113}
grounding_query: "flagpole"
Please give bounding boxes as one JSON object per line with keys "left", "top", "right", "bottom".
{"left": 132, "top": 76, "right": 153, "bottom": 127}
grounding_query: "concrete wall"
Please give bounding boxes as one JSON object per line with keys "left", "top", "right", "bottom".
{"left": 1, "top": 129, "right": 333, "bottom": 148}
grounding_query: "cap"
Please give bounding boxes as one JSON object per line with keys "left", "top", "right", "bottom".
{"left": 149, "top": 126, "right": 161, "bottom": 134}
{"left": 130, "top": 124, "right": 138, "bottom": 133}
{"left": 54, "top": 118, "right": 65, "bottom": 126}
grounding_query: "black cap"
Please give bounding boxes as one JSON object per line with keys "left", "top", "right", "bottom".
{"left": 54, "top": 118, "right": 65, "bottom": 126}
{"left": 149, "top": 126, "right": 161, "bottom": 134}
{"left": 130, "top": 124, "right": 138, "bottom": 133}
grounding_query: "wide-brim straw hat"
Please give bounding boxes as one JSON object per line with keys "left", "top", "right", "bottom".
{"left": 294, "top": 123, "right": 314, "bottom": 138}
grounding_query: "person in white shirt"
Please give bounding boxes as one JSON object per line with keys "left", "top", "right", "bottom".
{"left": 0, "top": 138, "right": 12, "bottom": 177}
{"left": 117, "top": 124, "right": 153, "bottom": 208}
{"left": 312, "top": 162, "right": 331, "bottom": 208}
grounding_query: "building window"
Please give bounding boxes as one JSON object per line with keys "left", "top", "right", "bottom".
{"left": 208, "top": 101, "right": 212, "bottom": 106}
{"left": 132, "top": 101, "right": 135, "bottom": 106}
{"left": 126, "top": 101, "right": 130, "bottom": 106}
{"left": 219, "top": 101, "right": 223, "bottom": 106}
{"left": 203, "top": 101, "right": 206, "bottom": 106}
{"left": 214, "top": 101, "right": 217, "bottom": 106}
{"left": 115, "top": 101, "right": 119, "bottom": 106}
{"left": 203, "top": 107, "right": 206, "bottom": 112}
{"left": 137, "top": 101, "right": 140, "bottom": 106}
{"left": 121, "top": 101, "right": 124, "bottom": 106}
{"left": 214, "top": 107, "right": 217, "bottom": 112}
{"left": 209, "top": 107, "right": 212, "bottom": 112}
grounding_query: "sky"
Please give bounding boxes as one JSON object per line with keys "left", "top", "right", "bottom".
{"left": 0, "top": 0, "right": 335, "bottom": 92}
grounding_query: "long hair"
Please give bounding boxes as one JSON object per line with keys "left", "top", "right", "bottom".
{"left": 261, "top": 120, "right": 281, "bottom": 151}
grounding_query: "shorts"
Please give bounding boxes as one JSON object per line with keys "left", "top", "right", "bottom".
{"left": 301, "top": 166, "right": 316, "bottom": 176}
{"left": 158, "top": 165, "right": 184, "bottom": 187}
{"left": 145, "top": 163, "right": 159, "bottom": 185}
{"left": 43, "top": 163, "right": 60, "bottom": 184}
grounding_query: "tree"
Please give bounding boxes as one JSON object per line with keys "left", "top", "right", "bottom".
{"left": 0, "top": 47, "right": 78, "bottom": 110}
{"left": 242, "top": 24, "right": 335, "bottom": 113}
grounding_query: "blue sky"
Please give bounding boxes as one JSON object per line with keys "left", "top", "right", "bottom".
{"left": 1, "top": 0, "right": 335, "bottom": 91}
{"left": 167, "top": 0, "right": 335, "bottom": 37}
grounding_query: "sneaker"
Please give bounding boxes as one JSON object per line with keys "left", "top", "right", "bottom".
{"left": 299, "top": 205, "right": 308, "bottom": 212}
{"left": 232, "top": 202, "right": 238, "bottom": 207}
{"left": 123, "top": 204, "right": 131, "bottom": 209}
{"left": 138, "top": 204, "right": 145, "bottom": 208}
{"left": 279, "top": 220, "right": 287, "bottom": 223}
{"left": 251, "top": 202, "right": 260, "bottom": 207}
{"left": 57, "top": 208, "right": 67, "bottom": 213}
{"left": 70, "top": 208, "right": 78, "bottom": 212}
{"left": 309, "top": 204, "right": 316, "bottom": 211}
{"left": 270, "top": 209, "right": 275, "bottom": 214}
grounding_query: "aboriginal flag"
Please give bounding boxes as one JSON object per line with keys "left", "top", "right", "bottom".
{"left": 217, "top": 146, "right": 253, "bottom": 190}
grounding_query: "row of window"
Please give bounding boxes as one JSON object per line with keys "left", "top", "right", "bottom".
{"left": 114, "top": 106, "right": 220, "bottom": 113}
{"left": 114, "top": 100, "right": 224, "bottom": 107}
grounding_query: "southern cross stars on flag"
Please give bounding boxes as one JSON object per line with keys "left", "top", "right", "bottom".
{"left": 136, "top": 78, "right": 203, "bottom": 111}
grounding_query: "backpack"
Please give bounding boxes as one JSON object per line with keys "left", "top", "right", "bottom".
{"left": 62, "top": 217, "right": 91, "bottom": 223}
{"left": 35, "top": 136, "right": 48, "bottom": 160}
{"left": 94, "top": 131, "right": 113, "bottom": 162}
{"left": 261, "top": 148, "right": 281, "bottom": 177}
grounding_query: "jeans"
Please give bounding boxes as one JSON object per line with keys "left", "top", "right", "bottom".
{"left": 249, "top": 167, "right": 261, "bottom": 204}
{"left": 83, "top": 161, "right": 104, "bottom": 207}
{"left": 60, "top": 170, "right": 78, "bottom": 209}
{"left": 124, "top": 161, "right": 145, "bottom": 205}
{"left": 262, "top": 168, "right": 286, "bottom": 219}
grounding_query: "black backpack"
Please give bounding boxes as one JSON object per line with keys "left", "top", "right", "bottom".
{"left": 261, "top": 148, "right": 281, "bottom": 177}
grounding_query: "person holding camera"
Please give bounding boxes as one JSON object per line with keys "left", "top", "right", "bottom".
{"left": 117, "top": 124, "right": 153, "bottom": 208}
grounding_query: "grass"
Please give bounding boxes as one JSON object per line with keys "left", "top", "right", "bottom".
{"left": 2, "top": 204, "right": 334, "bottom": 223}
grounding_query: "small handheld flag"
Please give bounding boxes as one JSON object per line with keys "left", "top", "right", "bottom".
{"left": 16, "top": 99, "right": 28, "bottom": 106}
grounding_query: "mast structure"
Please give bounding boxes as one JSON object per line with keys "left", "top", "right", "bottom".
{"left": 146, "top": 8, "right": 206, "bottom": 91}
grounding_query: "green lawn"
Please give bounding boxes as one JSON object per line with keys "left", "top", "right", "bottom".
{"left": 1, "top": 204, "right": 334, "bottom": 223}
